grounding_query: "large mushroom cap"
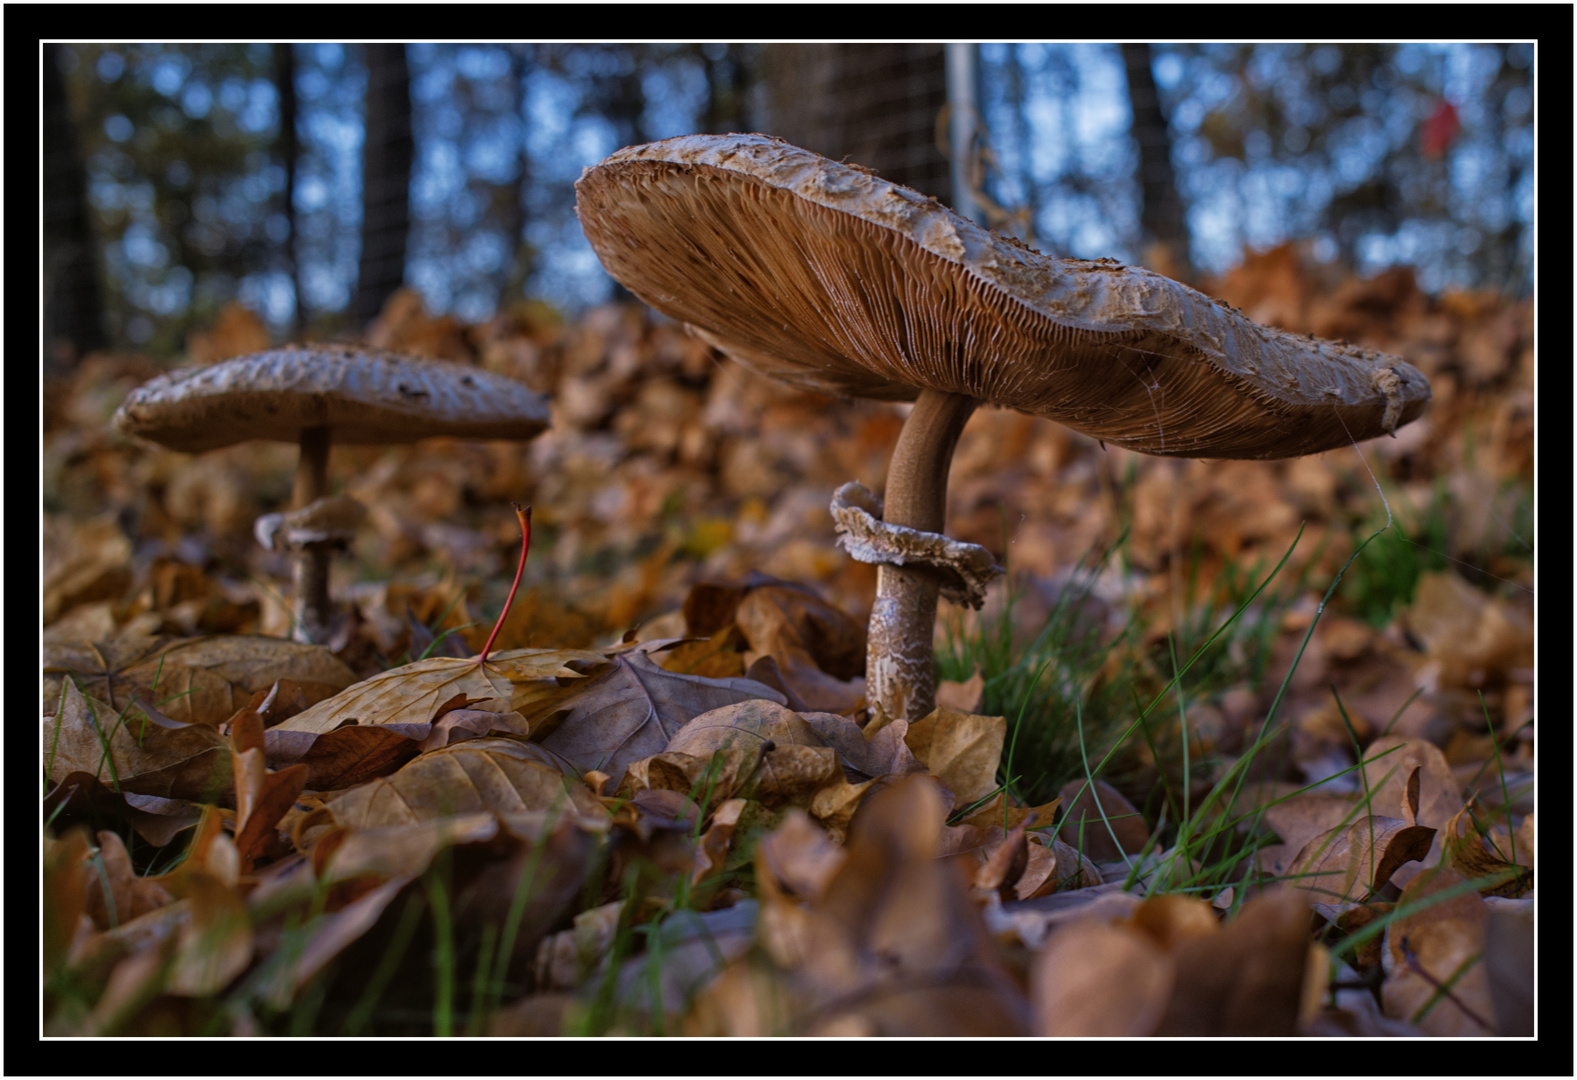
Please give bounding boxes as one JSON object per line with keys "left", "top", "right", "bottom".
{"left": 576, "top": 133, "right": 1431, "bottom": 459}
{"left": 113, "top": 345, "right": 552, "bottom": 453}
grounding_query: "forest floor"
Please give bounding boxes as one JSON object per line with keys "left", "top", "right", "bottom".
{"left": 43, "top": 242, "right": 1534, "bottom": 1037}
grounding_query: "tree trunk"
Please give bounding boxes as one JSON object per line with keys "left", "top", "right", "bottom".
{"left": 274, "top": 43, "right": 302, "bottom": 336}
{"left": 1121, "top": 43, "right": 1192, "bottom": 280}
{"left": 43, "top": 43, "right": 108, "bottom": 370}
{"left": 355, "top": 43, "right": 414, "bottom": 328}
{"left": 762, "top": 43, "right": 951, "bottom": 205}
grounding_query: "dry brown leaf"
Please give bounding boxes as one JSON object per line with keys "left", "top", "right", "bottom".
{"left": 1404, "top": 571, "right": 1534, "bottom": 688}
{"left": 692, "top": 798, "right": 749, "bottom": 885}
{"left": 1381, "top": 864, "right": 1496, "bottom": 1035}
{"left": 1484, "top": 902, "right": 1534, "bottom": 1035}
{"left": 902, "top": 707, "right": 1006, "bottom": 805}
{"left": 733, "top": 580, "right": 866, "bottom": 682}
{"left": 83, "top": 830, "right": 175, "bottom": 932}
{"left": 657, "top": 625, "right": 747, "bottom": 679}
{"left": 273, "top": 647, "right": 605, "bottom": 737}
{"left": 43, "top": 514, "right": 132, "bottom": 625}
{"left": 45, "top": 679, "right": 232, "bottom": 803}
{"left": 1057, "top": 778, "right": 1149, "bottom": 860}
{"left": 1033, "top": 920, "right": 1174, "bottom": 1036}
{"left": 165, "top": 870, "right": 253, "bottom": 997}
{"left": 1440, "top": 799, "right": 1532, "bottom": 897}
{"left": 44, "top": 773, "right": 203, "bottom": 848}
{"left": 1362, "top": 733, "right": 1463, "bottom": 881}
{"left": 254, "top": 873, "right": 414, "bottom": 1010}
{"left": 935, "top": 669, "right": 985, "bottom": 713}
{"left": 1126, "top": 893, "right": 1221, "bottom": 950}
{"left": 43, "top": 635, "right": 357, "bottom": 728}
{"left": 1154, "top": 887, "right": 1315, "bottom": 1036}
{"left": 536, "top": 899, "right": 626, "bottom": 991}
{"left": 786, "top": 777, "right": 1029, "bottom": 1033}
{"left": 230, "top": 710, "right": 309, "bottom": 872}
{"left": 44, "top": 829, "right": 94, "bottom": 973}
{"left": 535, "top": 643, "right": 784, "bottom": 788}
{"left": 323, "top": 737, "right": 606, "bottom": 828}
{"left": 1262, "top": 791, "right": 1366, "bottom": 857}
{"left": 1014, "top": 835, "right": 1102, "bottom": 899}
{"left": 1286, "top": 799, "right": 1437, "bottom": 919}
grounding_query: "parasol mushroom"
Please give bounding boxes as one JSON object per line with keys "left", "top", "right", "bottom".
{"left": 575, "top": 133, "right": 1431, "bottom": 721}
{"left": 114, "top": 344, "right": 551, "bottom": 644}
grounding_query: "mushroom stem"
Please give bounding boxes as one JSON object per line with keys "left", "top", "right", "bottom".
{"left": 867, "top": 387, "right": 978, "bottom": 720}
{"left": 292, "top": 424, "right": 334, "bottom": 644}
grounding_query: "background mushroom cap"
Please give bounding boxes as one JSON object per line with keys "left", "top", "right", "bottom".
{"left": 576, "top": 133, "right": 1431, "bottom": 459}
{"left": 113, "top": 345, "right": 552, "bottom": 453}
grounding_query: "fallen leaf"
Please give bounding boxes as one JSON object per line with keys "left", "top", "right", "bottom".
{"left": 323, "top": 737, "right": 606, "bottom": 828}
{"left": 1440, "top": 799, "right": 1533, "bottom": 897}
{"left": 166, "top": 870, "right": 253, "bottom": 997}
{"left": 1381, "top": 864, "right": 1495, "bottom": 1035}
{"left": 1057, "top": 778, "right": 1149, "bottom": 860}
{"left": 1033, "top": 919, "right": 1173, "bottom": 1036}
{"left": 43, "top": 635, "right": 357, "bottom": 728}
{"left": 43, "top": 514, "right": 132, "bottom": 625}
{"left": 535, "top": 643, "right": 784, "bottom": 788}
{"left": 43, "top": 773, "right": 203, "bottom": 848}
{"left": 1287, "top": 801, "right": 1436, "bottom": 920}
{"left": 1484, "top": 902, "right": 1534, "bottom": 1035}
{"left": 1153, "top": 887, "right": 1314, "bottom": 1036}
{"left": 935, "top": 669, "right": 985, "bottom": 713}
{"left": 82, "top": 830, "right": 175, "bottom": 931}
{"left": 902, "top": 707, "right": 1006, "bottom": 805}
{"left": 1126, "top": 893, "right": 1221, "bottom": 950}
{"left": 273, "top": 647, "right": 605, "bottom": 736}
{"left": 45, "top": 680, "right": 231, "bottom": 803}
{"left": 787, "top": 776, "right": 1030, "bottom": 1034}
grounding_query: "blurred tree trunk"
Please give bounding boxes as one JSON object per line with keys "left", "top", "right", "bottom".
{"left": 497, "top": 44, "right": 531, "bottom": 305}
{"left": 355, "top": 44, "right": 414, "bottom": 328}
{"left": 1121, "top": 43, "right": 1193, "bottom": 279}
{"left": 699, "top": 43, "right": 751, "bottom": 133}
{"left": 43, "top": 43, "right": 108, "bottom": 369}
{"left": 274, "top": 43, "right": 302, "bottom": 336}
{"left": 761, "top": 43, "right": 951, "bottom": 205}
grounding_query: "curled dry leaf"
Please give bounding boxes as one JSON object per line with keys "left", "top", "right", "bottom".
{"left": 1440, "top": 798, "right": 1533, "bottom": 898}
{"left": 1362, "top": 734, "right": 1464, "bottom": 885}
{"left": 43, "top": 635, "right": 357, "bottom": 728}
{"left": 536, "top": 899, "right": 626, "bottom": 992}
{"left": 1286, "top": 772, "right": 1437, "bottom": 920}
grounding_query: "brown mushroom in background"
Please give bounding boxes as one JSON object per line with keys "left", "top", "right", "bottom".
{"left": 576, "top": 133, "right": 1431, "bottom": 721}
{"left": 113, "top": 345, "right": 551, "bottom": 644}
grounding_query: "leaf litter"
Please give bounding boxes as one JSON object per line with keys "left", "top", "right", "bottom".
{"left": 43, "top": 247, "right": 1534, "bottom": 1036}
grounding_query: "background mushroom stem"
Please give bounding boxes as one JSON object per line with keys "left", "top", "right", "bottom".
{"left": 867, "top": 387, "right": 979, "bottom": 720}
{"left": 291, "top": 424, "right": 334, "bottom": 643}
